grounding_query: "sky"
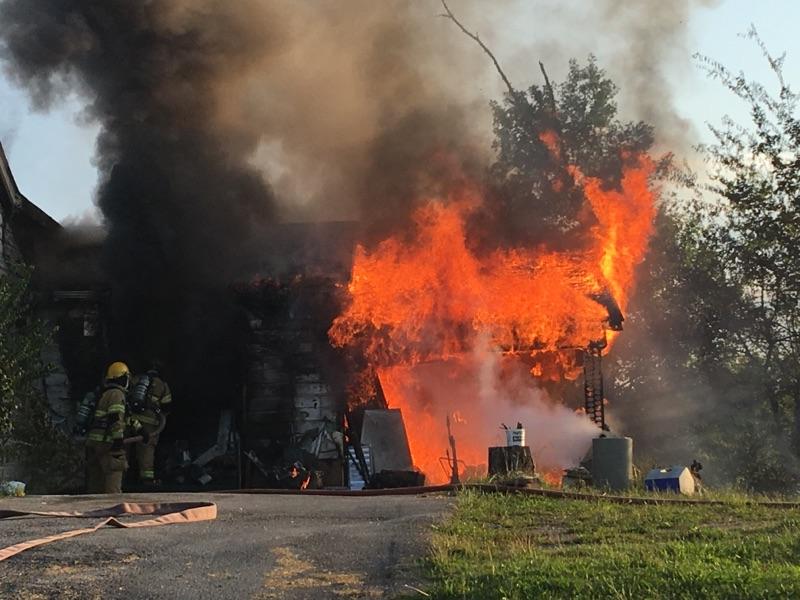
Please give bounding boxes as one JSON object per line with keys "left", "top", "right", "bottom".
{"left": 0, "top": 0, "right": 797, "bottom": 223}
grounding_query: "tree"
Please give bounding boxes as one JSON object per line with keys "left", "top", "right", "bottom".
{"left": 0, "top": 266, "right": 77, "bottom": 490}
{"left": 439, "top": 2, "right": 659, "bottom": 246}
{"left": 697, "top": 28, "right": 800, "bottom": 455}
{"left": 606, "top": 30, "right": 800, "bottom": 492}
{"left": 608, "top": 203, "right": 800, "bottom": 491}
{"left": 0, "top": 266, "right": 49, "bottom": 459}
{"left": 483, "top": 56, "right": 659, "bottom": 247}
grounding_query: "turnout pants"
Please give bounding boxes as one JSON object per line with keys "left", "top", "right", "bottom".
{"left": 134, "top": 419, "right": 164, "bottom": 481}
{"left": 86, "top": 445, "right": 128, "bottom": 494}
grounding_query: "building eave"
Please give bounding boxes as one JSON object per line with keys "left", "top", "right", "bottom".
{"left": 0, "top": 141, "right": 61, "bottom": 231}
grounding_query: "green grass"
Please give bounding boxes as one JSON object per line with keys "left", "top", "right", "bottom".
{"left": 421, "top": 490, "right": 800, "bottom": 599}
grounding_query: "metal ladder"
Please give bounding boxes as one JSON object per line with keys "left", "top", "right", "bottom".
{"left": 583, "top": 341, "right": 606, "bottom": 429}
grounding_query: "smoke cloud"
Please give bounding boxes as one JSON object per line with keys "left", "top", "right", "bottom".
{"left": 469, "top": 0, "right": 719, "bottom": 154}
{"left": 0, "top": 1, "right": 717, "bottom": 451}
{"left": 0, "top": 1, "right": 494, "bottom": 362}
{"left": 379, "top": 336, "right": 599, "bottom": 483}
{"left": 597, "top": 0, "right": 720, "bottom": 153}
{"left": 0, "top": 1, "right": 714, "bottom": 267}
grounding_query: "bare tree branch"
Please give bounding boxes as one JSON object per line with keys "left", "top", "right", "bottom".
{"left": 439, "top": 0, "right": 517, "bottom": 97}
{"left": 539, "top": 61, "right": 558, "bottom": 116}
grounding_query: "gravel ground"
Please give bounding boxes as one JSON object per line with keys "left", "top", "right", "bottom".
{"left": 0, "top": 491, "right": 453, "bottom": 599}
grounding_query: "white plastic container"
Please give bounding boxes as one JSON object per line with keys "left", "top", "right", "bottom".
{"left": 505, "top": 428, "right": 526, "bottom": 447}
{"left": 0, "top": 481, "right": 26, "bottom": 497}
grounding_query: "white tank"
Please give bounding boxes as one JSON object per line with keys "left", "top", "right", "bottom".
{"left": 591, "top": 436, "right": 633, "bottom": 491}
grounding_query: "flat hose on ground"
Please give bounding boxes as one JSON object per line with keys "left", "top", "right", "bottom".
{"left": 0, "top": 501, "right": 217, "bottom": 562}
{"left": 4, "top": 484, "right": 796, "bottom": 562}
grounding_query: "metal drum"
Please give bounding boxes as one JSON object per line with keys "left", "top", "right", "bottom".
{"left": 591, "top": 436, "right": 633, "bottom": 491}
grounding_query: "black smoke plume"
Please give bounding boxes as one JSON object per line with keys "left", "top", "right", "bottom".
{"left": 0, "top": 1, "right": 719, "bottom": 448}
{"left": 0, "top": 1, "right": 489, "bottom": 440}
{"left": 0, "top": 3, "right": 280, "bottom": 371}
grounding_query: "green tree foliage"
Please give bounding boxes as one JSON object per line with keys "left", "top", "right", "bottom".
{"left": 0, "top": 266, "right": 78, "bottom": 490}
{"left": 610, "top": 30, "right": 800, "bottom": 492}
{"left": 610, "top": 204, "right": 800, "bottom": 492}
{"left": 699, "top": 28, "right": 800, "bottom": 436}
{"left": 699, "top": 28, "right": 800, "bottom": 473}
{"left": 0, "top": 266, "right": 50, "bottom": 460}
{"left": 483, "top": 56, "right": 657, "bottom": 246}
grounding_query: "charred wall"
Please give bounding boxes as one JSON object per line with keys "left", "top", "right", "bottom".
{"left": 33, "top": 220, "right": 357, "bottom": 488}
{"left": 236, "top": 222, "right": 357, "bottom": 487}
{"left": 239, "top": 277, "right": 347, "bottom": 487}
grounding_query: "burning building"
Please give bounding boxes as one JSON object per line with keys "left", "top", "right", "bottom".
{"left": 0, "top": 2, "right": 663, "bottom": 491}
{"left": 0, "top": 145, "right": 658, "bottom": 490}
{"left": 1, "top": 144, "right": 656, "bottom": 491}
{"left": 329, "top": 145, "right": 656, "bottom": 484}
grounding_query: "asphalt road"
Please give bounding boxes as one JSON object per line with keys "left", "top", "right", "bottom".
{"left": 0, "top": 491, "right": 453, "bottom": 599}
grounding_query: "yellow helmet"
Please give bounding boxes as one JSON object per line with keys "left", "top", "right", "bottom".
{"left": 105, "top": 361, "right": 130, "bottom": 381}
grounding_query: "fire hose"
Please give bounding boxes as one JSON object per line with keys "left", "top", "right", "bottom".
{"left": 0, "top": 501, "right": 217, "bottom": 562}
{"left": 0, "top": 418, "right": 209, "bottom": 563}
{"left": 122, "top": 412, "right": 167, "bottom": 445}
{"left": 4, "top": 484, "right": 798, "bottom": 563}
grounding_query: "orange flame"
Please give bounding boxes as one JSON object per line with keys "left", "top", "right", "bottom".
{"left": 330, "top": 148, "right": 656, "bottom": 484}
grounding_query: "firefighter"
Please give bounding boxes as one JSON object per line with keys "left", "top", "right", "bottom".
{"left": 130, "top": 361, "right": 172, "bottom": 484}
{"left": 86, "top": 361, "right": 142, "bottom": 494}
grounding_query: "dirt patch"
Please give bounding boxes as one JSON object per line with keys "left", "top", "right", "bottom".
{"left": 260, "top": 546, "right": 382, "bottom": 599}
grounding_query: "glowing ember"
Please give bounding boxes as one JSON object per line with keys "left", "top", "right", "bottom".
{"left": 330, "top": 149, "right": 656, "bottom": 484}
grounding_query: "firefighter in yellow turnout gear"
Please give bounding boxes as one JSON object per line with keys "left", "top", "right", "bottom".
{"left": 130, "top": 363, "right": 172, "bottom": 483}
{"left": 86, "top": 362, "right": 134, "bottom": 494}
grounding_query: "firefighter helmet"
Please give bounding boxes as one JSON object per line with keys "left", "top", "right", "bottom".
{"left": 105, "top": 361, "right": 130, "bottom": 381}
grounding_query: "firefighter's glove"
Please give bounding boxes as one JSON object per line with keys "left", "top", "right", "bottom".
{"left": 111, "top": 439, "right": 124, "bottom": 452}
